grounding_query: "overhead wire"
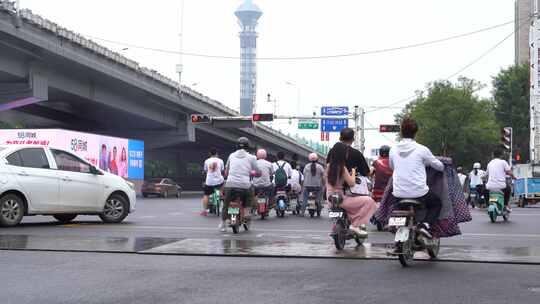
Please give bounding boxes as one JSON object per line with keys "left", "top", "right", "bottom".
{"left": 366, "top": 15, "right": 534, "bottom": 114}
{"left": 83, "top": 19, "right": 516, "bottom": 61}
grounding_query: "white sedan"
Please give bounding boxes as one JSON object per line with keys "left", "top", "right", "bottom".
{"left": 0, "top": 145, "right": 136, "bottom": 226}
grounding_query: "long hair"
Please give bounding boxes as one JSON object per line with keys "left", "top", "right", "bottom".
{"left": 328, "top": 142, "right": 347, "bottom": 187}
{"left": 310, "top": 161, "right": 317, "bottom": 176}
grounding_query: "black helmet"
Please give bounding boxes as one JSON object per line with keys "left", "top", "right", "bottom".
{"left": 237, "top": 137, "right": 250, "bottom": 149}
{"left": 379, "top": 145, "right": 390, "bottom": 157}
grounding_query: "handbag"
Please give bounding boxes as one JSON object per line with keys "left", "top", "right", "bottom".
{"left": 346, "top": 175, "right": 370, "bottom": 196}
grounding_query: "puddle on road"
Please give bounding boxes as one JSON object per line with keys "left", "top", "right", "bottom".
{"left": 1, "top": 234, "right": 540, "bottom": 264}
{"left": 0, "top": 234, "right": 181, "bottom": 253}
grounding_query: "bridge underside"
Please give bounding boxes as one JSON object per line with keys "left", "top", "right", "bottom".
{"left": 0, "top": 14, "right": 311, "bottom": 190}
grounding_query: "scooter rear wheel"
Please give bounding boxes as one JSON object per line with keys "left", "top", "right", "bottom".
{"left": 309, "top": 210, "right": 315, "bottom": 218}
{"left": 397, "top": 240, "right": 413, "bottom": 267}
{"left": 489, "top": 211, "right": 496, "bottom": 223}
{"left": 232, "top": 225, "right": 239, "bottom": 234}
{"left": 333, "top": 222, "right": 346, "bottom": 251}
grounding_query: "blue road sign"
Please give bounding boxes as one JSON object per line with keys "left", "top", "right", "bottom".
{"left": 321, "top": 118, "right": 348, "bottom": 132}
{"left": 321, "top": 106, "right": 349, "bottom": 116}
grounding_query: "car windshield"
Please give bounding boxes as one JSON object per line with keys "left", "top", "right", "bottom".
{"left": 148, "top": 178, "right": 163, "bottom": 183}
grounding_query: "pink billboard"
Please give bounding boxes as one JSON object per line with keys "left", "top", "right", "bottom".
{"left": 0, "top": 129, "right": 143, "bottom": 179}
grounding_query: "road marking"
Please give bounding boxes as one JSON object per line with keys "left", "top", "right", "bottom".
{"left": 136, "top": 216, "right": 157, "bottom": 219}
{"left": 61, "top": 224, "right": 81, "bottom": 228}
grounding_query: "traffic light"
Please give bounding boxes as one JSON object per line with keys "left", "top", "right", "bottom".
{"left": 190, "top": 114, "right": 211, "bottom": 124}
{"left": 379, "top": 124, "right": 400, "bottom": 133}
{"left": 252, "top": 113, "right": 274, "bottom": 122}
{"left": 501, "top": 127, "right": 512, "bottom": 152}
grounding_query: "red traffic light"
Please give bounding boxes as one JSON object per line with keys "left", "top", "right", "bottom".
{"left": 252, "top": 113, "right": 274, "bottom": 122}
{"left": 379, "top": 124, "right": 400, "bottom": 133}
{"left": 190, "top": 114, "right": 211, "bottom": 124}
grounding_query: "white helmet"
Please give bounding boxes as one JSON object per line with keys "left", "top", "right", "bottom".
{"left": 473, "top": 162, "right": 481, "bottom": 169}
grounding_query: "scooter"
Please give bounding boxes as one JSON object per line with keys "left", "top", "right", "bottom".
{"left": 487, "top": 191, "right": 510, "bottom": 223}
{"left": 386, "top": 199, "right": 440, "bottom": 267}
{"left": 208, "top": 188, "right": 221, "bottom": 216}
{"left": 305, "top": 186, "right": 322, "bottom": 218}
{"left": 255, "top": 188, "right": 270, "bottom": 220}
{"left": 328, "top": 193, "right": 367, "bottom": 250}
{"left": 227, "top": 188, "right": 251, "bottom": 234}
{"left": 275, "top": 190, "right": 288, "bottom": 218}
{"left": 288, "top": 192, "right": 300, "bottom": 215}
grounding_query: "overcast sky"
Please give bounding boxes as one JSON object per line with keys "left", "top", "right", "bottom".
{"left": 20, "top": 0, "right": 516, "bottom": 156}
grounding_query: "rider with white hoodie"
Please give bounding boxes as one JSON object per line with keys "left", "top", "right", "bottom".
{"left": 389, "top": 118, "right": 444, "bottom": 238}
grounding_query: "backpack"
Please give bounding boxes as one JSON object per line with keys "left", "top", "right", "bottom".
{"left": 274, "top": 162, "right": 288, "bottom": 187}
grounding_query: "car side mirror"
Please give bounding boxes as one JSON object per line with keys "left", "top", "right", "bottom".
{"left": 90, "top": 166, "right": 103, "bottom": 175}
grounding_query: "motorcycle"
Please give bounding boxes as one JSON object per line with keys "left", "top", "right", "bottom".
{"left": 387, "top": 199, "right": 440, "bottom": 267}
{"left": 328, "top": 193, "right": 367, "bottom": 250}
{"left": 305, "top": 186, "right": 322, "bottom": 218}
{"left": 487, "top": 191, "right": 510, "bottom": 223}
{"left": 255, "top": 188, "right": 270, "bottom": 220}
{"left": 275, "top": 189, "right": 288, "bottom": 218}
{"left": 227, "top": 188, "right": 251, "bottom": 234}
{"left": 208, "top": 188, "right": 221, "bottom": 216}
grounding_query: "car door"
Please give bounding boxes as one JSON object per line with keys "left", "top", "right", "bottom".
{"left": 4, "top": 148, "right": 60, "bottom": 212}
{"left": 50, "top": 149, "right": 103, "bottom": 212}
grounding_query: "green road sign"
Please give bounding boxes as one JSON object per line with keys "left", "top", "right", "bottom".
{"left": 298, "top": 119, "right": 319, "bottom": 129}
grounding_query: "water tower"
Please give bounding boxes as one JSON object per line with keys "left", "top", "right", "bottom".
{"left": 235, "top": 0, "right": 262, "bottom": 116}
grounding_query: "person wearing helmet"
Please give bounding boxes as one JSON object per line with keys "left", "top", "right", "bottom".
{"left": 371, "top": 145, "right": 392, "bottom": 202}
{"left": 201, "top": 147, "right": 225, "bottom": 216}
{"left": 220, "top": 137, "right": 261, "bottom": 232}
{"left": 252, "top": 149, "right": 275, "bottom": 207}
{"left": 469, "top": 162, "right": 486, "bottom": 208}
{"left": 301, "top": 152, "right": 325, "bottom": 216}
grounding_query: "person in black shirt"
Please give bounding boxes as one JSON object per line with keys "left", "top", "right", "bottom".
{"left": 327, "top": 128, "right": 370, "bottom": 177}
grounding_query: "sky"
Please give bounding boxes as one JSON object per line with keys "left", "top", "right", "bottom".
{"left": 19, "top": 0, "right": 517, "bottom": 156}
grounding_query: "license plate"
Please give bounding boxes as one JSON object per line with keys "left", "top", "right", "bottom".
{"left": 228, "top": 208, "right": 240, "bottom": 215}
{"left": 388, "top": 217, "right": 407, "bottom": 227}
{"left": 308, "top": 200, "right": 316, "bottom": 208}
{"left": 328, "top": 211, "right": 343, "bottom": 218}
{"left": 394, "top": 227, "right": 410, "bottom": 242}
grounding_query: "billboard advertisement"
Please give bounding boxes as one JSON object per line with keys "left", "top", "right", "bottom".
{"left": 0, "top": 129, "right": 144, "bottom": 180}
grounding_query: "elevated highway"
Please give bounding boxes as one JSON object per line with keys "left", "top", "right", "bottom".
{"left": 0, "top": 4, "right": 320, "bottom": 189}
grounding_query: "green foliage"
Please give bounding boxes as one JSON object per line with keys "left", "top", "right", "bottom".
{"left": 492, "top": 64, "right": 530, "bottom": 162}
{"left": 395, "top": 77, "right": 499, "bottom": 168}
{"left": 144, "top": 160, "right": 177, "bottom": 178}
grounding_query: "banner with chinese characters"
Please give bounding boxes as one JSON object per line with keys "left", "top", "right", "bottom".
{"left": 0, "top": 129, "right": 144, "bottom": 180}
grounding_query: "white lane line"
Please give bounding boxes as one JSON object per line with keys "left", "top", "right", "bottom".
{"left": 135, "top": 216, "right": 157, "bottom": 219}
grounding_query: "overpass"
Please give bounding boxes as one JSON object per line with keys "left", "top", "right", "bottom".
{"left": 0, "top": 3, "right": 322, "bottom": 189}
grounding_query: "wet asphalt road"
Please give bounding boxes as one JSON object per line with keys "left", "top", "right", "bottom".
{"left": 1, "top": 250, "right": 540, "bottom": 304}
{"left": 4, "top": 194, "right": 540, "bottom": 248}
{"left": 1, "top": 195, "right": 539, "bottom": 303}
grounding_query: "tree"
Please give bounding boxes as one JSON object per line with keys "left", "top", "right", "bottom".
{"left": 395, "top": 78, "right": 499, "bottom": 168}
{"left": 492, "top": 64, "right": 530, "bottom": 162}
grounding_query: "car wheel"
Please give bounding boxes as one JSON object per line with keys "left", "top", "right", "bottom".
{"left": 99, "top": 194, "right": 129, "bottom": 223}
{"left": 53, "top": 214, "right": 77, "bottom": 224}
{"left": 0, "top": 194, "right": 25, "bottom": 227}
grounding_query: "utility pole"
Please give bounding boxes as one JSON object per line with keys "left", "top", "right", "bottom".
{"left": 353, "top": 106, "right": 365, "bottom": 153}
{"left": 176, "top": 0, "right": 185, "bottom": 96}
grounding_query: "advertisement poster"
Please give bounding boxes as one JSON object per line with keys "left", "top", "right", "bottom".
{"left": 0, "top": 129, "right": 144, "bottom": 180}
